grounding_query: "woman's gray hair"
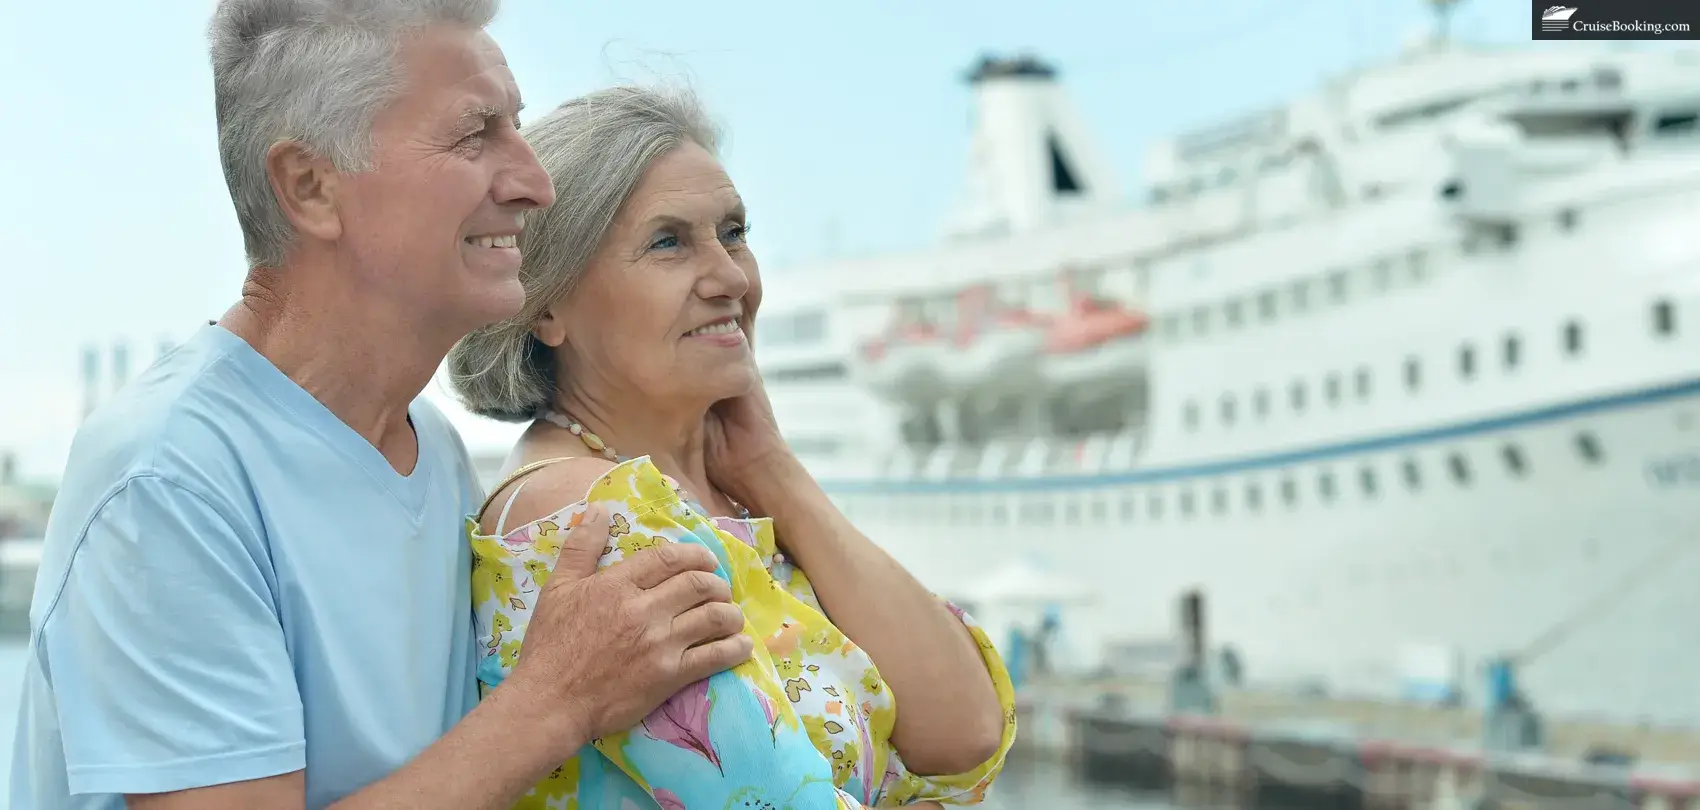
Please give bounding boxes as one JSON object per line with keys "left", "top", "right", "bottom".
{"left": 208, "top": 0, "right": 500, "bottom": 268}
{"left": 446, "top": 84, "right": 722, "bottom": 422}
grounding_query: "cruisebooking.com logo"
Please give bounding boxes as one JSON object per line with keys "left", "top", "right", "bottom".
{"left": 1533, "top": 2, "right": 1698, "bottom": 39}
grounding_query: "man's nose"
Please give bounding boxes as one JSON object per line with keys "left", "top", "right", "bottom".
{"left": 494, "top": 135, "right": 556, "bottom": 210}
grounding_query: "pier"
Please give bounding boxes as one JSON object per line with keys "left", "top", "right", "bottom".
{"left": 1017, "top": 675, "right": 1700, "bottom": 809}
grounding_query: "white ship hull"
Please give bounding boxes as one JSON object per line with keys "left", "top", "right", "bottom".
{"left": 831, "top": 380, "right": 1700, "bottom": 725}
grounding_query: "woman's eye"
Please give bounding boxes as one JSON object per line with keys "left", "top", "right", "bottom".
{"left": 649, "top": 234, "right": 680, "bottom": 250}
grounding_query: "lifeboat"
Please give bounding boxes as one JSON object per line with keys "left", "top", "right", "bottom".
{"left": 939, "top": 284, "right": 1048, "bottom": 398}
{"left": 853, "top": 319, "right": 950, "bottom": 404}
{"left": 1041, "top": 293, "right": 1150, "bottom": 390}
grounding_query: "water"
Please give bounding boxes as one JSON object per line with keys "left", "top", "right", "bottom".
{"left": 0, "top": 639, "right": 1164, "bottom": 807}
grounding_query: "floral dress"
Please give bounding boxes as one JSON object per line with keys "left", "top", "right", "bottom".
{"left": 468, "top": 456, "right": 1018, "bottom": 810}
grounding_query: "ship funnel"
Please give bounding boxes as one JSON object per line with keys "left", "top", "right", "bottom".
{"left": 943, "top": 54, "right": 1121, "bottom": 241}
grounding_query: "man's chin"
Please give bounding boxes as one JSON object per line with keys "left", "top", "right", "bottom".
{"left": 464, "top": 280, "right": 528, "bottom": 327}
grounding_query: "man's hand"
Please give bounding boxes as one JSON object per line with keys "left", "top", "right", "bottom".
{"left": 502, "top": 505, "right": 754, "bottom": 745}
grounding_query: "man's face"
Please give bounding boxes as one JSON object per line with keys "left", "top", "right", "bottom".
{"left": 334, "top": 23, "right": 554, "bottom": 334}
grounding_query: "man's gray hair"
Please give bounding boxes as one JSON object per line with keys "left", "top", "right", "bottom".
{"left": 446, "top": 85, "right": 721, "bottom": 423}
{"left": 208, "top": 0, "right": 500, "bottom": 268}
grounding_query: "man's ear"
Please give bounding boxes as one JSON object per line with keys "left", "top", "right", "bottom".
{"left": 266, "top": 140, "right": 343, "bottom": 243}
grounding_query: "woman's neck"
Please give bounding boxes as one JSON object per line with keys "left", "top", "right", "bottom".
{"left": 552, "top": 388, "right": 726, "bottom": 513}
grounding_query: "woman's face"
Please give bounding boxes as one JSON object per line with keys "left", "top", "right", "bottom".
{"left": 537, "top": 141, "right": 762, "bottom": 412}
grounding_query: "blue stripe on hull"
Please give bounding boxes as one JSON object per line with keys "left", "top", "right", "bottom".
{"left": 819, "top": 375, "right": 1700, "bottom": 494}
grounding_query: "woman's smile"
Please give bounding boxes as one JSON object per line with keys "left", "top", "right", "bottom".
{"left": 683, "top": 316, "right": 746, "bottom": 347}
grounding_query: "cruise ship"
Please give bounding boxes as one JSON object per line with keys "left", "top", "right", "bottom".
{"left": 751, "top": 13, "right": 1700, "bottom": 724}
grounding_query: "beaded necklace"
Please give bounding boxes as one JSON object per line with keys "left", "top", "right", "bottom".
{"left": 540, "top": 409, "right": 755, "bottom": 523}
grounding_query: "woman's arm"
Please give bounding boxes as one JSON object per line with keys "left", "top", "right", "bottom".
{"left": 735, "top": 454, "right": 1006, "bottom": 777}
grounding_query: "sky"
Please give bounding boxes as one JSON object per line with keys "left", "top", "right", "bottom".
{"left": 0, "top": 0, "right": 1539, "bottom": 480}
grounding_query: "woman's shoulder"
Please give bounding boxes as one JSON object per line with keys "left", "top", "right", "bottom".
{"left": 477, "top": 455, "right": 618, "bottom": 538}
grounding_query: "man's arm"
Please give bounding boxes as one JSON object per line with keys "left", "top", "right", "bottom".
{"left": 51, "top": 473, "right": 574, "bottom": 810}
{"left": 46, "top": 475, "right": 306, "bottom": 798}
{"left": 97, "top": 485, "right": 749, "bottom": 810}
{"left": 127, "top": 680, "right": 584, "bottom": 810}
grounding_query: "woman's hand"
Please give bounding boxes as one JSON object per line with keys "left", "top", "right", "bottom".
{"left": 703, "top": 362, "right": 792, "bottom": 509}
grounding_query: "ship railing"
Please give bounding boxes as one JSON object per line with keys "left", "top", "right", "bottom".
{"left": 879, "top": 429, "right": 1148, "bottom": 483}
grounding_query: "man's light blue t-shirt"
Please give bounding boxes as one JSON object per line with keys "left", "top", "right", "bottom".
{"left": 9, "top": 324, "right": 483, "bottom": 809}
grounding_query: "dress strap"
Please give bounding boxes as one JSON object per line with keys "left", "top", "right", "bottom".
{"left": 475, "top": 456, "right": 582, "bottom": 532}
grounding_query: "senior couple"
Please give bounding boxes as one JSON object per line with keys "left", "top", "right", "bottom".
{"left": 9, "top": 1, "right": 1014, "bottom": 809}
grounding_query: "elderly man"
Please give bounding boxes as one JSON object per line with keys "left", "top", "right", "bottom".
{"left": 8, "top": 1, "right": 752, "bottom": 808}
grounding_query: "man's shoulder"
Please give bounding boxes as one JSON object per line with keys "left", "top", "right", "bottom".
{"left": 63, "top": 327, "right": 271, "bottom": 508}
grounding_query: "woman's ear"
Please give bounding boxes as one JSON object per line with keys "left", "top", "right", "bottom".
{"left": 534, "top": 299, "right": 570, "bottom": 349}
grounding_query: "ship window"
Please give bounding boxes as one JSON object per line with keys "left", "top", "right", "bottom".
{"left": 1179, "top": 489, "right": 1196, "bottom": 517}
{"left": 1408, "top": 248, "right": 1428, "bottom": 282}
{"left": 1184, "top": 401, "right": 1200, "bottom": 430}
{"left": 1064, "top": 499, "right": 1081, "bottom": 525}
{"left": 1404, "top": 357, "right": 1422, "bottom": 391}
{"left": 1246, "top": 482, "right": 1263, "bottom": 511}
{"left": 1324, "top": 373, "right": 1342, "bottom": 405}
{"left": 1220, "top": 395, "right": 1237, "bottom": 426}
{"left": 991, "top": 502, "right": 1008, "bottom": 525}
{"left": 1225, "top": 298, "right": 1245, "bottom": 328}
{"left": 1258, "top": 290, "right": 1278, "bottom": 320}
{"left": 1191, "top": 306, "right": 1212, "bottom": 335}
{"left": 1360, "top": 466, "right": 1378, "bottom": 497}
{"left": 1401, "top": 458, "right": 1422, "bottom": 490}
{"left": 1253, "top": 388, "right": 1271, "bottom": 418}
{"left": 1557, "top": 208, "right": 1578, "bottom": 231}
{"left": 1503, "top": 334, "right": 1522, "bottom": 370}
{"left": 1653, "top": 299, "right": 1676, "bottom": 337}
{"left": 1037, "top": 500, "right": 1055, "bottom": 524}
{"left": 1502, "top": 444, "right": 1528, "bottom": 477}
{"left": 1563, "top": 320, "right": 1585, "bottom": 355}
{"left": 1090, "top": 497, "right": 1107, "bottom": 523}
{"left": 1327, "top": 270, "right": 1349, "bottom": 302}
{"left": 1290, "top": 280, "right": 1311, "bottom": 312}
{"left": 1381, "top": 258, "right": 1401, "bottom": 288}
{"left": 1575, "top": 431, "right": 1603, "bottom": 464}
{"left": 1280, "top": 476, "right": 1298, "bottom": 505}
{"left": 1211, "top": 487, "right": 1228, "bottom": 515}
{"left": 1290, "top": 380, "right": 1308, "bottom": 412}
{"left": 1147, "top": 492, "right": 1165, "bottom": 520}
{"left": 1655, "top": 112, "right": 1699, "bottom": 136}
{"left": 1119, "top": 495, "right": 1135, "bottom": 521}
{"left": 1458, "top": 344, "right": 1477, "bottom": 379}
{"left": 1354, "top": 366, "right": 1372, "bottom": 400}
{"left": 1448, "top": 453, "right": 1471, "bottom": 485}
{"left": 1317, "top": 470, "right": 1336, "bottom": 502}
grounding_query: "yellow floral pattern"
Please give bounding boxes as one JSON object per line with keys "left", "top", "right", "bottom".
{"left": 468, "top": 456, "right": 1017, "bottom": 809}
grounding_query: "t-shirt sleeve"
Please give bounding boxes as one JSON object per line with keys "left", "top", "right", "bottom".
{"left": 41, "top": 474, "right": 305, "bottom": 796}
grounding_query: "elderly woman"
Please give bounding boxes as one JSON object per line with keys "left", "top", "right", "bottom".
{"left": 446, "top": 85, "right": 1016, "bottom": 809}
